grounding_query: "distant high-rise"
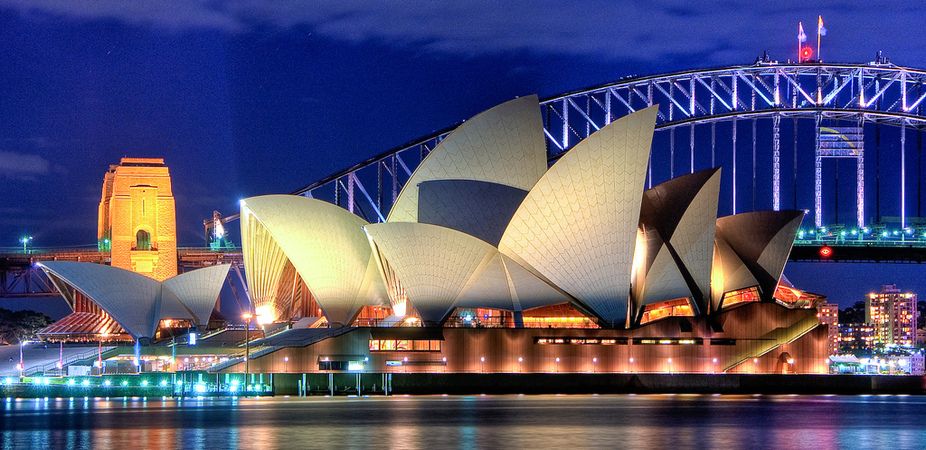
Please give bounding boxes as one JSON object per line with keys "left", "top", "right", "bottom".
{"left": 817, "top": 301, "right": 839, "bottom": 355}
{"left": 866, "top": 284, "right": 917, "bottom": 347}
{"left": 838, "top": 323, "right": 875, "bottom": 354}
{"left": 97, "top": 157, "right": 178, "bottom": 281}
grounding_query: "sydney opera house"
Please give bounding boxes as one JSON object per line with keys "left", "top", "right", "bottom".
{"left": 36, "top": 96, "right": 827, "bottom": 376}
{"left": 228, "top": 96, "right": 827, "bottom": 376}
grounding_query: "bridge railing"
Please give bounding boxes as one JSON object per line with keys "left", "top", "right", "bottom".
{"left": 23, "top": 347, "right": 111, "bottom": 377}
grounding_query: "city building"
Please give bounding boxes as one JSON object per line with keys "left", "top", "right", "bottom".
{"left": 866, "top": 285, "right": 917, "bottom": 347}
{"left": 838, "top": 322, "right": 875, "bottom": 354}
{"left": 830, "top": 352, "right": 925, "bottom": 375}
{"left": 227, "top": 97, "right": 827, "bottom": 375}
{"left": 98, "top": 157, "right": 178, "bottom": 281}
{"left": 817, "top": 301, "right": 840, "bottom": 356}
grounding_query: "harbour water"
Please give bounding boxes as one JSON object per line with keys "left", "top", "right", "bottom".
{"left": 1, "top": 394, "right": 924, "bottom": 449}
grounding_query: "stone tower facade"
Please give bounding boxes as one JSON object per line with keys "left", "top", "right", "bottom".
{"left": 98, "top": 157, "right": 178, "bottom": 281}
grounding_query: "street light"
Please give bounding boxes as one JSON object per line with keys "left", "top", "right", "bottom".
{"left": 18, "top": 340, "right": 25, "bottom": 377}
{"left": 242, "top": 312, "right": 253, "bottom": 387}
{"left": 20, "top": 236, "right": 32, "bottom": 254}
{"left": 97, "top": 332, "right": 108, "bottom": 375}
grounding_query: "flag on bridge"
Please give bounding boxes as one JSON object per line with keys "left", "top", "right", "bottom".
{"left": 817, "top": 15, "right": 826, "bottom": 61}
{"left": 798, "top": 21, "right": 812, "bottom": 62}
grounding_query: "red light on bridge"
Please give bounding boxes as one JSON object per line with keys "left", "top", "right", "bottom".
{"left": 800, "top": 46, "right": 814, "bottom": 62}
{"left": 818, "top": 246, "right": 833, "bottom": 258}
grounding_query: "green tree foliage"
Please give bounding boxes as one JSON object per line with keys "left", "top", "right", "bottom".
{"left": 918, "top": 300, "right": 925, "bottom": 329}
{"left": 0, "top": 308, "right": 52, "bottom": 344}
{"left": 839, "top": 301, "right": 866, "bottom": 324}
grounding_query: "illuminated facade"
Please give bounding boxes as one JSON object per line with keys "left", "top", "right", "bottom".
{"left": 866, "top": 285, "right": 917, "bottom": 347}
{"left": 222, "top": 303, "right": 827, "bottom": 376}
{"left": 838, "top": 322, "right": 875, "bottom": 354}
{"left": 98, "top": 157, "right": 178, "bottom": 281}
{"left": 232, "top": 98, "right": 827, "bottom": 375}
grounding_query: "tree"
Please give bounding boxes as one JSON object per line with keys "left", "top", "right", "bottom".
{"left": 0, "top": 308, "right": 52, "bottom": 345}
{"left": 839, "top": 300, "right": 866, "bottom": 324}
{"left": 918, "top": 300, "right": 925, "bottom": 329}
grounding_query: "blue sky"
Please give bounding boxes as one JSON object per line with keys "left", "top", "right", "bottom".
{"left": 2, "top": 1, "right": 926, "bottom": 307}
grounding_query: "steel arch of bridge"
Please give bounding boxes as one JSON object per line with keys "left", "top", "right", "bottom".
{"left": 212, "top": 60, "right": 926, "bottom": 237}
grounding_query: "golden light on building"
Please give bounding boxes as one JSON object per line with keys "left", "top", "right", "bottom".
{"left": 98, "top": 157, "right": 177, "bottom": 281}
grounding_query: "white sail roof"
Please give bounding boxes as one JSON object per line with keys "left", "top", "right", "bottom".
{"left": 240, "top": 195, "right": 387, "bottom": 326}
{"left": 636, "top": 244, "right": 691, "bottom": 308}
{"left": 387, "top": 95, "right": 548, "bottom": 223}
{"left": 39, "top": 261, "right": 229, "bottom": 339}
{"left": 455, "top": 253, "right": 571, "bottom": 312}
{"left": 669, "top": 169, "right": 721, "bottom": 311}
{"left": 634, "top": 168, "right": 721, "bottom": 316}
{"left": 40, "top": 261, "right": 165, "bottom": 338}
{"left": 417, "top": 179, "right": 528, "bottom": 246}
{"left": 365, "top": 222, "right": 496, "bottom": 324}
{"left": 712, "top": 210, "right": 804, "bottom": 310}
{"left": 365, "top": 222, "right": 569, "bottom": 324}
{"left": 499, "top": 106, "right": 658, "bottom": 327}
{"left": 162, "top": 264, "right": 230, "bottom": 327}
{"left": 710, "top": 237, "right": 759, "bottom": 311}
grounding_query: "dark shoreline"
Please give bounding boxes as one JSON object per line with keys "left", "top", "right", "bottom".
{"left": 379, "top": 373, "right": 926, "bottom": 395}
{"left": 3, "top": 373, "right": 924, "bottom": 398}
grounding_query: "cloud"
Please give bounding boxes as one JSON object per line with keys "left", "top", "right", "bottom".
{"left": 2, "top": 1, "right": 926, "bottom": 64}
{"left": 0, "top": 151, "right": 50, "bottom": 180}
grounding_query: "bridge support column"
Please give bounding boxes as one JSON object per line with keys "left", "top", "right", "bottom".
{"left": 901, "top": 121, "right": 907, "bottom": 229}
{"left": 772, "top": 114, "right": 781, "bottom": 211}
{"left": 857, "top": 115, "right": 865, "bottom": 228}
{"left": 732, "top": 117, "right": 737, "bottom": 214}
{"left": 814, "top": 113, "right": 823, "bottom": 227}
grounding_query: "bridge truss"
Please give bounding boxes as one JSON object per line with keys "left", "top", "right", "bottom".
{"left": 211, "top": 58, "right": 926, "bottom": 246}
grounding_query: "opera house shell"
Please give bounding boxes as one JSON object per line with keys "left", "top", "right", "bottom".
{"left": 232, "top": 96, "right": 828, "bottom": 375}
{"left": 37, "top": 261, "right": 229, "bottom": 342}
{"left": 240, "top": 97, "right": 803, "bottom": 329}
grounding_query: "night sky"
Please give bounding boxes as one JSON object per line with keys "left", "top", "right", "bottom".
{"left": 2, "top": 1, "right": 926, "bottom": 309}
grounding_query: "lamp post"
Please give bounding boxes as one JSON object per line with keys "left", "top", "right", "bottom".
{"left": 18, "top": 340, "right": 25, "bottom": 377}
{"left": 56, "top": 342, "right": 63, "bottom": 373}
{"left": 98, "top": 336, "right": 103, "bottom": 375}
{"left": 242, "top": 312, "right": 252, "bottom": 388}
{"left": 20, "top": 236, "right": 32, "bottom": 254}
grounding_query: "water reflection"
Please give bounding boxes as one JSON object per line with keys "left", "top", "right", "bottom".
{"left": 2, "top": 394, "right": 926, "bottom": 449}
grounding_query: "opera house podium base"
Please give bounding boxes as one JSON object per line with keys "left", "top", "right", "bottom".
{"left": 215, "top": 303, "right": 830, "bottom": 379}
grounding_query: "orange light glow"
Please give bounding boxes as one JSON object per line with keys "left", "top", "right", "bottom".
{"left": 639, "top": 298, "right": 695, "bottom": 324}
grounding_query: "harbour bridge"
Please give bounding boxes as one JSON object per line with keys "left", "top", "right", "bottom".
{"left": 6, "top": 55, "right": 926, "bottom": 299}
{"left": 207, "top": 55, "right": 926, "bottom": 259}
